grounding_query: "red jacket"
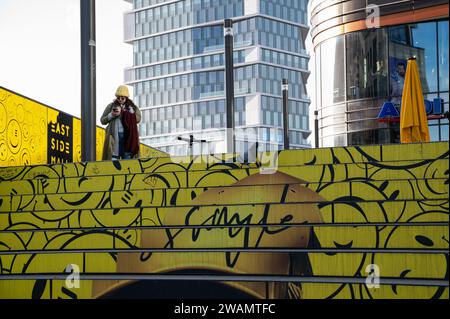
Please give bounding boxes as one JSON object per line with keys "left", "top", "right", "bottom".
{"left": 121, "top": 109, "right": 140, "bottom": 156}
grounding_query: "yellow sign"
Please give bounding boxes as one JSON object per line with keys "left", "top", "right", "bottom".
{"left": 0, "top": 86, "right": 168, "bottom": 167}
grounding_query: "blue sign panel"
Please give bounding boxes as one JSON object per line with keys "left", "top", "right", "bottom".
{"left": 378, "top": 98, "right": 444, "bottom": 120}
{"left": 378, "top": 102, "right": 400, "bottom": 118}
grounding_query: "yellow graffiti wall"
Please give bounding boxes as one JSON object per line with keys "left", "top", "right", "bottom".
{"left": 0, "top": 141, "right": 448, "bottom": 299}
{"left": 0, "top": 87, "right": 47, "bottom": 166}
{"left": 0, "top": 86, "right": 167, "bottom": 167}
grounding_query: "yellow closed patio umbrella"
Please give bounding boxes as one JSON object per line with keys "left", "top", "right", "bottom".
{"left": 400, "top": 57, "right": 430, "bottom": 143}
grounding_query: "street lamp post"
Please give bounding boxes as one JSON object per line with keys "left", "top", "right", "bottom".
{"left": 178, "top": 135, "right": 207, "bottom": 157}
{"left": 282, "top": 79, "right": 290, "bottom": 150}
{"left": 80, "top": 0, "right": 97, "bottom": 162}
{"left": 314, "top": 110, "right": 319, "bottom": 148}
{"left": 224, "top": 19, "right": 235, "bottom": 155}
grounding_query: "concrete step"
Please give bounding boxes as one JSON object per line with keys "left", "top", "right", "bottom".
{"left": 1, "top": 200, "right": 448, "bottom": 230}
{"left": 1, "top": 159, "right": 448, "bottom": 196}
{"left": 1, "top": 142, "right": 447, "bottom": 182}
{"left": 0, "top": 276, "right": 444, "bottom": 299}
{"left": 0, "top": 224, "right": 447, "bottom": 252}
{"left": 0, "top": 179, "right": 447, "bottom": 213}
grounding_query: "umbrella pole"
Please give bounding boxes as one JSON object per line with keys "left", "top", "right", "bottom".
{"left": 386, "top": 117, "right": 396, "bottom": 144}
{"left": 389, "top": 120, "right": 395, "bottom": 143}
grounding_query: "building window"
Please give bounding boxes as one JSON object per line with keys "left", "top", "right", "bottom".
{"left": 320, "top": 35, "right": 345, "bottom": 106}
{"left": 388, "top": 22, "right": 438, "bottom": 104}
{"left": 438, "top": 21, "right": 449, "bottom": 92}
{"left": 346, "top": 28, "right": 388, "bottom": 100}
{"left": 316, "top": 20, "right": 448, "bottom": 148}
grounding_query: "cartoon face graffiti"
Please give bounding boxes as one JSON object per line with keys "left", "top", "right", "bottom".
{"left": 7, "top": 120, "right": 22, "bottom": 154}
{"left": 0, "top": 102, "right": 6, "bottom": 133}
{"left": 22, "top": 124, "right": 30, "bottom": 141}
{"left": 21, "top": 150, "right": 31, "bottom": 166}
{"left": 0, "top": 140, "right": 7, "bottom": 161}
{"left": 93, "top": 171, "right": 325, "bottom": 299}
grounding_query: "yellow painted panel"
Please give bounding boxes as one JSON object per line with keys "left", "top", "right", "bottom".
{"left": 0, "top": 114, "right": 449, "bottom": 299}
{"left": 0, "top": 87, "right": 47, "bottom": 166}
{"left": 301, "top": 284, "right": 448, "bottom": 299}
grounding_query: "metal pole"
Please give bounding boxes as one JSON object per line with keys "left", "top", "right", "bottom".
{"left": 282, "top": 79, "right": 289, "bottom": 150}
{"left": 80, "top": 0, "right": 97, "bottom": 162}
{"left": 224, "top": 19, "right": 235, "bottom": 154}
{"left": 177, "top": 135, "right": 207, "bottom": 157}
{"left": 389, "top": 119, "right": 398, "bottom": 144}
{"left": 314, "top": 110, "right": 319, "bottom": 148}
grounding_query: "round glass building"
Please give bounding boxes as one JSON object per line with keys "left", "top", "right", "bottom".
{"left": 311, "top": 0, "right": 449, "bottom": 147}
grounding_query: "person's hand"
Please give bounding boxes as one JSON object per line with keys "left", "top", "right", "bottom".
{"left": 111, "top": 107, "right": 121, "bottom": 117}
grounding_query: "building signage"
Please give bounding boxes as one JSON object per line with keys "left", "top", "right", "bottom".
{"left": 47, "top": 112, "right": 73, "bottom": 164}
{"left": 378, "top": 98, "right": 444, "bottom": 121}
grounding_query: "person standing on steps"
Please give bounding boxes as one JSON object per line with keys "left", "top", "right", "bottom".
{"left": 101, "top": 85, "right": 142, "bottom": 161}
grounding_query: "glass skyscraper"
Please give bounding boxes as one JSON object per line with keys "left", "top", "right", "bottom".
{"left": 123, "top": 0, "right": 311, "bottom": 155}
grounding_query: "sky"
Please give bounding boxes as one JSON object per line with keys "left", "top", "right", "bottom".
{"left": 0, "top": 0, "right": 133, "bottom": 127}
{"left": 0, "top": 0, "right": 317, "bottom": 145}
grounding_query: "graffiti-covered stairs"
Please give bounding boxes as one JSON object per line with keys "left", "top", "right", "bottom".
{"left": 0, "top": 142, "right": 448, "bottom": 299}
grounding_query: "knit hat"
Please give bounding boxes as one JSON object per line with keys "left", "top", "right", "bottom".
{"left": 115, "top": 85, "right": 130, "bottom": 97}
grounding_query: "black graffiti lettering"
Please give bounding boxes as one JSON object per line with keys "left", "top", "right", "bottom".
{"left": 41, "top": 180, "right": 49, "bottom": 189}
{"left": 140, "top": 252, "right": 152, "bottom": 262}
{"left": 189, "top": 207, "right": 253, "bottom": 243}
{"left": 163, "top": 228, "right": 184, "bottom": 249}
{"left": 59, "top": 287, "right": 78, "bottom": 299}
{"left": 181, "top": 204, "right": 293, "bottom": 267}
{"left": 31, "top": 279, "right": 47, "bottom": 300}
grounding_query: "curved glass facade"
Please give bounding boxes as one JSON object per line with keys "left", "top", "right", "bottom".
{"left": 315, "top": 20, "right": 449, "bottom": 147}
{"left": 125, "top": 0, "right": 312, "bottom": 155}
